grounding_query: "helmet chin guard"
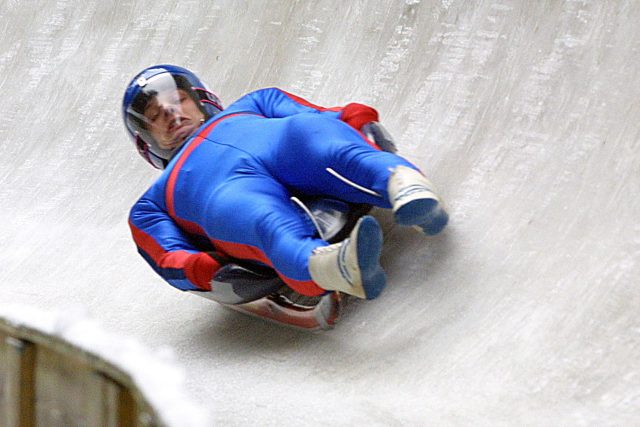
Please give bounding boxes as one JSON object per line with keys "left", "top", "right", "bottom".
{"left": 122, "top": 64, "right": 223, "bottom": 169}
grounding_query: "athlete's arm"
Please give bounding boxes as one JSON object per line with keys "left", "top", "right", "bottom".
{"left": 128, "top": 196, "right": 223, "bottom": 291}
{"left": 230, "top": 88, "right": 379, "bottom": 130}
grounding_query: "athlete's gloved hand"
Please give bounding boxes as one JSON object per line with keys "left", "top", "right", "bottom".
{"left": 340, "top": 103, "right": 379, "bottom": 130}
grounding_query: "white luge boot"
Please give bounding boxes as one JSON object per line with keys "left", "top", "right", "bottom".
{"left": 308, "top": 216, "right": 386, "bottom": 300}
{"left": 387, "top": 165, "right": 449, "bottom": 235}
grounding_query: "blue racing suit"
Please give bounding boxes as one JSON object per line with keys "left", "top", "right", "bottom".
{"left": 128, "top": 88, "right": 417, "bottom": 296}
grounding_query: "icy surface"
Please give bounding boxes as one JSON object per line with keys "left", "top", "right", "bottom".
{"left": 1, "top": 1, "right": 639, "bottom": 425}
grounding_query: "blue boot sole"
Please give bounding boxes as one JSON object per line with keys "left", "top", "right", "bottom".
{"left": 356, "top": 216, "right": 386, "bottom": 300}
{"left": 394, "top": 198, "right": 438, "bottom": 226}
{"left": 420, "top": 209, "right": 449, "bottom": 235}
{"left": 395, "top": 198, "right": 449, "bottom": 235}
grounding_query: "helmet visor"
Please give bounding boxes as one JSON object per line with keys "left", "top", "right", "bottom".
{"left": 125, "top": 73, "right": 205, "bottom": 159}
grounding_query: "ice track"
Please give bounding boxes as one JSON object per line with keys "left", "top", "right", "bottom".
{"left": 1, "top": 1, "right": 639, "bottom": 425}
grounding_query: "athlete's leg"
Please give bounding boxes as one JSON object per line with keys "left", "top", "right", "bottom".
{"left": 269, "top": 114, "right": 407, "bottom": 206}
{"left": 203, "top": 173, "right": 385, "bottom": 298}
{"left": 271, "top": 114, "right": 448, "bottom": 234}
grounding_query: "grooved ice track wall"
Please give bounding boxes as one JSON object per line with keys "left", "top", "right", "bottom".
{"left": 0, "top": 1, "right": 639, "bottom": 425}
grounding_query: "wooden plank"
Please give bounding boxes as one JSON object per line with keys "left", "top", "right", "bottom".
{"left": 3, "top": 336, "right": 36, "bottom": 427}
{"left": 117, "top": 383, "right": 138, "bottom": 427}
{"left": 34, "top": 346, "right": 105, "bottom": 426}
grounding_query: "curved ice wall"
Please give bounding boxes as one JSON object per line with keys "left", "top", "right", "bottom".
{"left": 1, "top": 1, "right": 638, "bottom": 425}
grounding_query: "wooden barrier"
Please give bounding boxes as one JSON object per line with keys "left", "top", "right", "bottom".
{"left": 0, "top": 318, "right": 165, "bottom": 427}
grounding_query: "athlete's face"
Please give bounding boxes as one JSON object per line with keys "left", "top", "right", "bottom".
{"left": 143, "top": 89, "right": 205, "bottom": 150}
